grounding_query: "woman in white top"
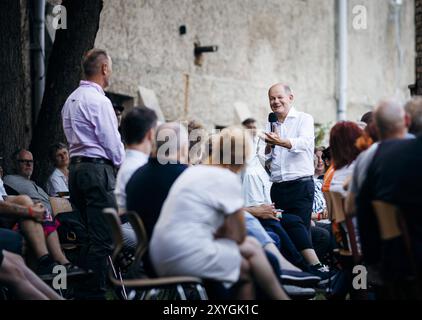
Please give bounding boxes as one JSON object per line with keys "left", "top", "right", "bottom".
{"left": 46, "top": 143, "right": 70, "bottom": 197}
{"left": 150, "top": 127, "right": 289, "bottom": 300}
{"left": 328, "top": 122, "right": 363, "bottom": 197}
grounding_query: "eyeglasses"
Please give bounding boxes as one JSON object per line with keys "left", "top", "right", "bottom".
{"left": 18, "top": 159, "right": 34, "bottom": 165}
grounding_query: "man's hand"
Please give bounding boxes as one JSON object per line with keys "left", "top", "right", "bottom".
{"left": 29, "top": 203, "right": 46, "bottom": 222}
{"left": 249, "top": 204, "right": 280, "bottom": 221}
{"left": 265, "top": 132, "right": 292, "bottom": 150}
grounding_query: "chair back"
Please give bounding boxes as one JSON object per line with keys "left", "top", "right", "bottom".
{"left": 371, "top": 201, "right": 416, "bottom": 270}
{"left": 325, "top": 191, "right": 361, "bottom": 262}
{"left": 103, "top": 208, "right": 124, "bottom": 263}
{"left": 371, "top": 201, "right": 402, "bottom": 240}
{"left": 126, "top": 211, "right": 149, "bottom": 270}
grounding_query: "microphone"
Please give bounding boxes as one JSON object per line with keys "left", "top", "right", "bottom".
{"left": 268, "top": 113, "right": 278, "bottom": 149}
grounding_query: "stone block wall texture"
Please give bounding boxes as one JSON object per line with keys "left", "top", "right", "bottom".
{"left": 416, "top": 0, "right": 422, "bottom": 94}
{"left": 95, "top": 0, "right": 415, "bottom": 129}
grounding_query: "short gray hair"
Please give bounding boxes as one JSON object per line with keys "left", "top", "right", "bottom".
{"left": 404, "top": 97, "right": 422, "bottom": 135}
{"left": 155, "top": 122, "right": 189, "bottom": 160}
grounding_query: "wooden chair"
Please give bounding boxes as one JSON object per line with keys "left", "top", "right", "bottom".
{"left": 103, "top": 208, "right": 208, "bottom": 300}
{"left": 371, "top": 201, "right": 422, "bottom": 299}
{"left": 324, "top": 191, "right": 361, "bottom": 263}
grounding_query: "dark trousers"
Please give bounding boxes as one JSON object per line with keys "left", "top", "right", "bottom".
{"left": 271, "top": 178, "right": 314, "bottom": 246}
{"left": 260, "top": 217, "right": 310, "bottom": 271}
{"left": 69, "top": 162, "right": 117, "bottom": 299}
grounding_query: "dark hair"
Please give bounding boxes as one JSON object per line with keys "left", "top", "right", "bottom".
{"left": 49, "top": 143, "right": 68, "bottom": 163}
{"left": 120, "top": 107, "right": 158, "bottom": 145}
{"left": 321, "top": 147, "right": 331, "bottom": 161}
{"left": 329, "top": 121, "right": 363, "bottom": 170}
{"left": 113, "top": 103, "right": 124, "bottom": 112}
{"left": 360, "top": 111, "right": 373, "bottom": 125}
{"left": 242, "top": 118, "right": 257, "bottom": 127}
{"left": 82, "top": 49, "right": 109, "bottom": 77}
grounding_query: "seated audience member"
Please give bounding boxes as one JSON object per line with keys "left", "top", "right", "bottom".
{"left": 126, "top": 122, "right": 189, "bottom": 241}
{"left": 4, "top": 149, "right": 55, "bottom": 216}
{"left": 46, "top": 143, "right": 70, "bottom": 197}
{"left": 404, "top": 96, "right": 422, "bottom": 136}
{"left": 187, "top": 120, "right": 207, "bottom": 165}
{"left": 114, "top": 107, "right": 157, "bottom": 249}
{"left": 242, "top": 118, "right": 266, "bottom": 167}
{"left": 360, "top": 111, "right": 374, "bottom": 126}
{"left": 0, "top": 250, "right": 63, "bottom": 300}
{"left": 150, "top": 127, "right": 290, "bottom": 300}
{"left": 357, "top": 134, "right": 422, "bottom": 296}
{"left": 3, "top": 149, "right": 76, "bottom": 275}
{"left": 240, "top": 131, "right": 332, "bottom": 281}
{"left": 346, "top": 100, "right": 407, "bottom": 216}
{"left": 112, "top": 103, "right": 124, "bottom": 128}
{"left": 312, "top": 147, "right": 328, "bottom": 221}
{"left": 324, "top": 122, "right": 363, "bottom": 197}
{"left": 310, "top": 147, "right": 334, "bottom": 263}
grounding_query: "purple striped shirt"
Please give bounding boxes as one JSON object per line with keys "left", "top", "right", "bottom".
{"left": 62, "top": 81, "right": 125, "bottom": 167}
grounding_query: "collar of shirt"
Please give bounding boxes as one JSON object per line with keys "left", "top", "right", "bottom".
{"left": 79, "top": 80, "right": 105, "bottom": 96}
{"left": 125, "top": 149, "right": 149, "bottom": 163}
{"left": 275, "top": 107, "right": 298, "bottom": 125}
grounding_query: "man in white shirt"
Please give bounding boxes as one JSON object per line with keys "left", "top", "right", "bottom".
{"left": 264, "top": 83, "right": 315, "bottom": 231}
{"left": 115, "top": 107, "right": 157, "bottom": 248}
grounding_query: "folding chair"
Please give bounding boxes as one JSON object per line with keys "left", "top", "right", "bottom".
{"left": 103, "top": 208, "right": 208, "bottom": 300}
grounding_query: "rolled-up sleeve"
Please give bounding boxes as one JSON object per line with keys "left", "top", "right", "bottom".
{"left": 289, "top": 114, "right": 314, "bottom": 153}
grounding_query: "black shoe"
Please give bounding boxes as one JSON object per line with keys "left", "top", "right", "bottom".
{"left": 283, "top": 285, "right": 316, "bottom": 300}
{"left": 36, "top": 255, "right": 59, "bottom": 279}
{"left": 308, "top": 263, "right": 337, "bottom": 285}
{"left": 280, "top": 270, "right": 321, "bottom": 288}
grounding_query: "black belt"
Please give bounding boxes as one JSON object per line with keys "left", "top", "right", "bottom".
{"left": 275, "top": 176, "right": 313, "bottom": 185}
{"left": 70, "top": 156, "right": 114, "bottom": 167}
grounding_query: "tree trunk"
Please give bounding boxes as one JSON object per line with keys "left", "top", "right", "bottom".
{"left": 0, "top": 0, "right": 31, "bottom": 174}
{"left": 30, "top": 0, "right": 103, "bottom": 187}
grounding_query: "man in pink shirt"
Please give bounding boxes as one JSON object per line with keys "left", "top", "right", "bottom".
{"left": 62, "top": 49, "right": 125, "bottom": 299}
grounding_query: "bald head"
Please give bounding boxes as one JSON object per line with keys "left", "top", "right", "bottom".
{"left": 156, "top": 122, "right": 189, "bottom": 164}
{"left": 268, "top": 83, "right": 292, "bottom": 96}
{"left": 374, "top": 100, "right": 407, "bottom": 140}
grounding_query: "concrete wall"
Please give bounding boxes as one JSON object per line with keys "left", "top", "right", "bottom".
{"left": 95, "top": 0, "right": 415, "bottom": 129}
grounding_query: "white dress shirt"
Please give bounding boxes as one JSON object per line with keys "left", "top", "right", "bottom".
{"left": 115, "top": 149, "right": 149, "bottom": 211}
{"left": 266, "top": 107, "right": 315, "bottom": 183}
{"left": 46, "top": 168, "right": 69, "bottom": 196}
{"left": 241, "top": 154, "right": 272, "bottom": 207}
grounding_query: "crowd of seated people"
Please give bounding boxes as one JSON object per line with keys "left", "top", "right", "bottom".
{"left": 1, "top": 91, "right": 422, "bottom": 300}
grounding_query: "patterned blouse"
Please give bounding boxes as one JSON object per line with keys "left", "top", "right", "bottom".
{"left": 313, "top": 177, "right": 326, "bottom": 214}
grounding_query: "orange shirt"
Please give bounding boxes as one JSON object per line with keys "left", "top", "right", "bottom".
{"left": 322, "top": 165, "right": 335, "bottom": 193}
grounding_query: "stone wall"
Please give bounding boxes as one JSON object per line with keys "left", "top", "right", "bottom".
{"left": 95, "top": 0, "right": 415, "bottom": 129}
